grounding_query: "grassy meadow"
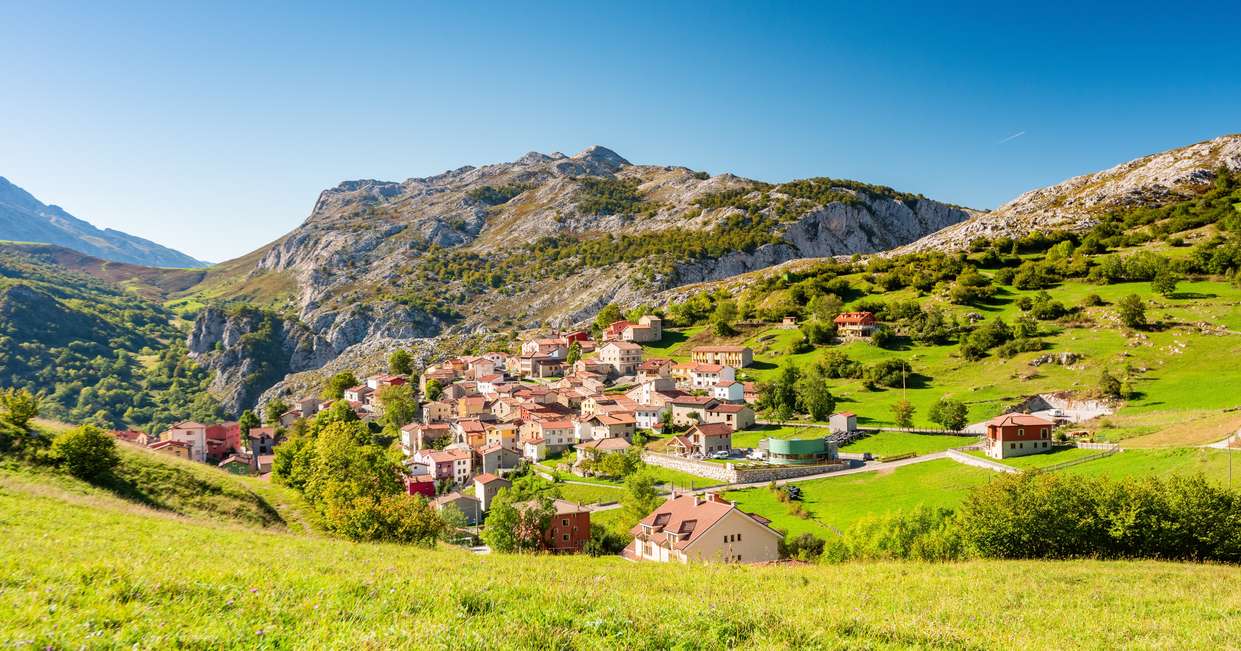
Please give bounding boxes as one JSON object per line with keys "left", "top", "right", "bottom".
{"left": 645, "top": 278, "right": 1241, "bottom": 439}
{"left": 2, "top": 460, "right": 1239, "bottom": 649}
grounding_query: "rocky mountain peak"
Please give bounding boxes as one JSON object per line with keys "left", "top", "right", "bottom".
{"left": 572, "top": 145, "right": 630, "bottom": 170}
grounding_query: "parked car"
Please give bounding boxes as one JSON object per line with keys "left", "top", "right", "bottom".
{"left": 710, "top": 450, "right": 731, "bottom": 460}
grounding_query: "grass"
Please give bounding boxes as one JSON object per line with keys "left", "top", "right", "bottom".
{"left": 1, "top": 464, "right": 1239, "bottom": 648}
{"left": 724, "top": 459, "right": 994, "bottom": 539}
{"left": 840, "top": 431, "right": 977, "bottom": 457}
{"left": 1062, "top": 447, "right": 1241, "bottom": 486}
{"left": 680, "top": 279, "right": 1241, "bottom": 431}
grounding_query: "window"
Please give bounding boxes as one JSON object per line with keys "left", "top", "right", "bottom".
{"left": 737, "top": 533, "right": 741, "bottom": 541}
{"left": 1018, "top": 428, "right": 1024, "bottom": 437}
{"left": 561, "top": 518, "right": 569, "bottom": 527}
{"left": 562, "top": 534, "right": 569, "bottom": 541}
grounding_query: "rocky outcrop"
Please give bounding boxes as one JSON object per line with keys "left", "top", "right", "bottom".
{"left": 900, "top": 133, "right": 1241, "bottom": 252}
{"left": 188, "top": 145, "right": 973, "bottom": 410}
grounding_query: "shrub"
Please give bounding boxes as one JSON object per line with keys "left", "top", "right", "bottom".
{"left": 51, "top": 425, "right": 118, "bottom": 482}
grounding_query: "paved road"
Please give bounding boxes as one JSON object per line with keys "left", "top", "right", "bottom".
{"left": 1206, "top": 429, "right": 1241, "bottom": 449}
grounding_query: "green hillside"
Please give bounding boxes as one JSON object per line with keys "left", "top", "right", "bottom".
{"left": 1, "top": 458, "right": 1238, "bottom": 649}
{"left": 0, "top": 247, "right": 221, "bottom": 432}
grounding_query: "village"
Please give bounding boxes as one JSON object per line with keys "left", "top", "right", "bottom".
{"left": 112, "top": 310, "right": 1082, "bottom": 564}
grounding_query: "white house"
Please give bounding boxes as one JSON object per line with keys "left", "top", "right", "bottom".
{"left": 712, "top": 380, "right": 745, "bottom": 403}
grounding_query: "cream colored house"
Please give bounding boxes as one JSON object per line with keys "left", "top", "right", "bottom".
{"left": 629, "top": 494, "right": 783, "bottom": 563}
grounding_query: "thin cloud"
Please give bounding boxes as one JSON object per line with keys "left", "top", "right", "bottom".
{"left": 996, "top": 130, "right": 1027, "bottom": 144}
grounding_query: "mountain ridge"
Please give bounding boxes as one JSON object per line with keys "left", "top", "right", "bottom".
{"left": 0, "top": 176, "right": 210, "bottom": 268}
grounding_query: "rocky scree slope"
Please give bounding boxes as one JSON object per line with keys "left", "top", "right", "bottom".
{"left": 901, "top": 133, "right": 1241, "bottom": 252}
{"left": 187, "top": 146, "right": 970, "bottom": 412}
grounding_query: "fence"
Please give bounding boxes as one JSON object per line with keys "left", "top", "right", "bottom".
{"left": 946, "top": 448, "right": 1019, "bottom": 474}
{"left": 1042, "top": 444, "right": 1120, "bottom": 472}
{"left": 863, "top": 427, "right": 978, "bottom": 437}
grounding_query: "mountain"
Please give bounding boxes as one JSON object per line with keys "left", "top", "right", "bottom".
{"left": 178, "top": 145, "right": 972, "bottom": 410}
{"left": 0, "top": 176, "right": 210, "bottom": 268}
{"left": 901, "top": 133, "right": 1241, "bottom": 252}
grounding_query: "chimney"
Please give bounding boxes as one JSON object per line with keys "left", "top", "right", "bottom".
{"left": 693, "top": 494, "right": 705, "bottom": 506}
{"left": 706, "top": 492, "right": 729, "bottom": 505}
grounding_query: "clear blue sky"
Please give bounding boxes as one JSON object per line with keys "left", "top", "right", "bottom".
{"left": 2, "top": 1, "right": 1238, "bottom": 262}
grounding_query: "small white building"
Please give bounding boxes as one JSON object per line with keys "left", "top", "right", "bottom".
{"left": 829, "top": 412, "right": 857, "bottom": 434}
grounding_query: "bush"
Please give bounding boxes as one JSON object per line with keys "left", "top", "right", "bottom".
{"left": 51, "top": 425, "right": 118, "bottom": 482}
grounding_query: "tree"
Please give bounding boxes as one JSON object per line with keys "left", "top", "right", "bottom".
{"left": 482, "top": 490, "right": 556, "bottom": 553}
{"left": 388, "top": 349, "right": 414, "bottom": 375}
{"left": 928, "top": 397, "right": 968, "bottom": 431}
{"left": 1116, "top": 294, "right": 1147, "bottom": 329}
{"left": 239, "top": 409, "right": 260, "bottom": 438}
{"left": 0, "top": 388, "right": 39, "bottom": 428}
{"left": 890, "top": 400, "right": 916, "bottom": 428}
{"left": 621, "top": 472, "right": 663, "bottom": 525}
{"left": 424, "top": 379, "right": 443, "bottom": 402}
{"left": 760, "top": 361, "right": 801, "bottom": 418}
{"left": 711, "top": 299, "right": 739, "bottom": 336}
{"left": 263, "top": 398, "right": 289, "bottom": 426}
{"left": 594, "top": 303, "right": 623, "bottom": 330}
{"left": 52, "top": 425, "right": 118, "bottom": 482}
{"left": 796, "top": 365, "right": 836, "bottom": 421}
{"left": 566, "top": 341, "right": 582, "bottom": 366}
{"left": 377, "top": 384, "right": 418, "bottom": 430}
{"left": 321, "top": 372, "right": 359, "bottom": 400}
{"left": 1098, "top": 369, "right": 1123, "bottom": 399}
{"left": 808, "top": 294, "right": 844, "bottom": 323}
{"left": 1152, "top": 269, "right": 1179, "bottom": 298}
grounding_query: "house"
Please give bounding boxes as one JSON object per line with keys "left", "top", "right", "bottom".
{"left": 519, "top": 355, "right": 566, "bottom": 378}
{"left": 521, "top": 338, "right": 569, "bottom": 359}
{"left": 585, "top": 413, "right": 636, "bottom": 442}
{"left": 412, "top": 448, "right": 473, "bottom": 484}
{"left": 742, "top": 381, "right": 759, "bottom": 404}
{"left": 160, "top": 421, "right": 208, "bottom": 462}
{"left": 458, "top": 396, "right": 489, "bottom": 419}
{"left": 712, "top": 380, "right": 744, "bottom": 403}
{"left": 597, "top": 341, "right": 644, "bottom": 377}
{"left": 217, "top": 455, "right": 255, "bottom": 476}
{"left": 668, "top": 396, "right": 718, "bottom": 427}
{"left": 433, "top": 492, "right": 482, "bottom": 525}
{"left": 453, "top": 419, "right": 488, "bottom": 448}
{"left": 404, "top": 474, "right": 436, "bottom": 498}
{"left": 477, "top": 444, "right": 520, "bottom": 475}
{"left": 400, "top": 423, "right": 452, "bottom": 453}
{"left": 474, "top": 473, "right": 511, "bottom": 512}
{"left": 636, "top": 358, "right": 674, "bottom": 382}
{"left": 247, "top": 427, "right": 279, "bottom": 456}
{"left": 780, "top": 316, "right": 798, "bottom": 329}
{"left": 150, "top": 439, "right": 193, "bottom": 460}
{"left": 522, "top": 437, "right": 547, "bottom": 462}
{"left": 366, "top": 374, "right": 407, "bottom": 391}
{"left": 516, "top": 499, "right": 591, "bottom": 553}
{"left": 628, "top": 493, "right": 783, "bottom": 563}
{"left": 690, "top": 345, "right": 753, "bottom": 368}
{"left": 983, "top": 413, "right": 1055, "bottom": 459}
{"left": 691, "top": 363, "right": 735, "bottom": 390}
{"left": 829, "top": 412, "right": 857, "bottom": 434}
{"left": 520, "top": 419, "right": 576, "bottom": 452}
{"left": 343, "top": 385, "right": 374, "bottom": 405}
{"left": 421, "top": 367, "right": 458, "bottom": 394}
{"left": 705, "top": 403, "right": 755, "bottom": 430}
{"left": 109, "top": 429, "right": 150, "bottom": 446}
{"left": 278, "top": 409, "right": 301, "bottom": 427}
{"left": 688, "top": 422, "right": 733, "bottom": 456}
{"left": 422, "top": 400, "right": 454, "bottom": 424}
{"left": 484, "top": 422, "right": 519, "bottom": 449}
{"left": 575, "top": 436, "right": 631, "bottom": 457}
{"left": 205, "top": 422, "right": 242, "bottom": 460}
{"left": 630, "top": 404, "right": 665, "bottom": 431}
{"left": 834, "top": 311, "right": 878, "bottom": 338}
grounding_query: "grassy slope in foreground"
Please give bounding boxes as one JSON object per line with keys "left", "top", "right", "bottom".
{"left": 1, "top": 472, "right": 1239, "bottom": 649}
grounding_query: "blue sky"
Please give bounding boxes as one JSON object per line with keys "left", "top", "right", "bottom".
{"left": 2, "top": 1, "right": 1238, "bottom": 262}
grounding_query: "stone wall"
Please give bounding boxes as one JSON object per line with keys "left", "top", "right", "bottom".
{"left": 642, "top": 452, "right": 848, "bottom": 484}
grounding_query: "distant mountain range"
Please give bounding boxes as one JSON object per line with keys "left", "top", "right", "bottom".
{"left": 0, "top": 176, "right": 209, "bottom": 268}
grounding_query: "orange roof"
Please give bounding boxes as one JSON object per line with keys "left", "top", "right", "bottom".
{"left": 692, "top": 345, "right": 748, "bottom": 353}
{"left": 630, "top": 494, "right": 778, "bottom": 549}
{"left": 833, "top": 311, "right": 876, "bottom": 325}
{"left": 987, "top": 413, "right": 1056, "bottom": 427}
